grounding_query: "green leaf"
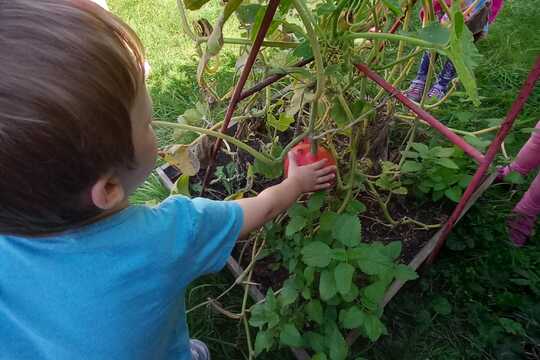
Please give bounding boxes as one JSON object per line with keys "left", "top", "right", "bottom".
{"left": 331, "top": 100, "right": 348, "bottom": 126}
{"left": 458, "top": 174, "right": 473, "bottom": 188}
{"left": 319, "top": 211, "right": 338, "bottom": 233}
{"left": 292, "top": 39, "right": 313, "bottom": 59}
{"left": 316, "top": 2, "right": 337, "bottom": 15}
{"left": 363, "top": 313, "right": 387, "bottom": 341}
{"left": 498, "top": 318, "right": 526, "bottom": 336}
{"left": 333, "top": 214, "right": 362, "bottom": 247}
{"left": 394, "top": 264, "right": 418, "bottom": 281}
{"left": 353, "top": 247, "right": 394, "bottom": 275}
{"left": 334, "top": 263, "right": 355, "bottom": 295}
{"left": 267, "top": 112, "right": 295, "bottom": 132}
{"left": 430, "top": 146, "right": 455, "bottom": 158}
{"left": 253, "top": 158, "right": 282, "bottom": 179}
{"left": 345, "top": 199, "right": 367, "bottom": 214}
{"left": 505, "top": 171, "right": 525, "bottom": 184}
{"left": 305, "top": 332, "right": 326, "bottom": 353}
{"left": 319, "top": 269, "right": 337, "bottom": 301}
{"left": 432, "top": 296, "right": 452, "bottom": 315}
{"left": 391, "top": 186, "right": 408, "bottom": 195}
{"left": 254, "top": 330, "right": 275, "bottom": 355}
{"left": 434, "top": 158, "right": 459, "bottom": 169}
{"left": 329, "top": 325, "right": 348, "bottom": 360}
{"left": 279, "top": 323, "right": 303, "bottom": 347}
{"left": 362, "top": 281, "right": 387, "bottom": 308}
{"left": 279, "top": 280, "right": 299, "bottom": 307}
{"left": 171, "top": 174, "right": 191, "bottom": 196}
{"left": 288, "top": 203, "right": 309, "bottom": 218}
{"left": 235, "top": 4, "right": 262, "bottom": 25}
{"left": 308, "top": 191, "right": 326, "bottom": 212}
{"left": 403, "top": 21, "right": 450, "bottom": 46}
{"left": 411, "top": 143, "right": 429, "bottom": 157}
{"left": 285, "top": 216, "right": 307, "bottom": 237}
{"left": 341, "top": 283, "right": 360, "bottom": 302}
{"left": 312, "top": 354, "right": 328, "bottom": 360}
{"left": 401, "top": 160, "right": 422, "bottom": 173}
{"left": 301, "top": 241, "right": 332, "bottom": 268}
{"left": 440, "top": 7, "right": 482, "bottom": 105}
{"left": 304, "top": 267, "right": 315, "bottom": 284}
{"left": 444, "top": 186, "right": 462, "bottom": 203}
{"left": 332, "top": 248, "right": 347, "bottom": 262}
{"left": 183, "top": 0, "right": 211, "bottom": 11}
{"left": 341, "top": 306, "right": 366, "bottom": 329}
{"left": 382, "top": 241, "right": 402, "bottom": 260}
{"left": 306, "top": 299, "right": 324, "bottom": 325}
{"left": 382, "top": 0, "right": 402, "bottom": 15}
{"left": 249, "top": 302, "right": 279, "bottom": 328}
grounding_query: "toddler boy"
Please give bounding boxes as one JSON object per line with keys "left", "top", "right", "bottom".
{"left": 0, "top": 1, "right": 335, "bottom": 359}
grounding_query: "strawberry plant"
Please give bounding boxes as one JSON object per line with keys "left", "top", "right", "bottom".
{"left": 151, "top": 0, "right": 501, "bottom": 358}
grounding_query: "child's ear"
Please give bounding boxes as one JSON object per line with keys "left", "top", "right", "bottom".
{"left": 90, "top": 175, "right": 125, "bottom": 210}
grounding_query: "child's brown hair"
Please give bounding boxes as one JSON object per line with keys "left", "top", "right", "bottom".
{"left": 0, "top": 0, "right": 145, "bottom": 235}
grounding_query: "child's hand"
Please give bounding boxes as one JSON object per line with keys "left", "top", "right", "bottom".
{"left": 286, "top": 152, "right": 337, "bottom": 193}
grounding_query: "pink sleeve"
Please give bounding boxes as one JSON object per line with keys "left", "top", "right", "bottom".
{"left": 489, "top": 0, "right": 504, "bottom": 23}
{"left": 419, "top": 0, "right": 453, "bottom": 22}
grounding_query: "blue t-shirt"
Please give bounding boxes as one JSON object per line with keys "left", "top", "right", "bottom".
{"left": 0, "top": 196, "right": 243, "bottom": 360}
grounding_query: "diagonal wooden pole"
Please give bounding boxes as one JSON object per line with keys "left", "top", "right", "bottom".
{"left": 427, "top": 56, "right": 540, "bottom": 263}
{"left": 201, "top": 0, "right": 282, "bottom": 195}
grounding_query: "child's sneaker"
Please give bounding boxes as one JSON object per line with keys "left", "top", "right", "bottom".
{"left": 404, "top": 79, "right": 426, "bottom": 102}
{"left": 506, "top": 211, "right": 536, "bottom": 247}
{"left": 190, "top": 339, "right": 211, "bottom": 360}
{"left": 427, "top": 83, "right": 448, "bottom": 101}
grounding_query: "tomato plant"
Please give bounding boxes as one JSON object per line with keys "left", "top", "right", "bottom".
{"left": 152, "top": 0, "right": 495, "bottom": 358}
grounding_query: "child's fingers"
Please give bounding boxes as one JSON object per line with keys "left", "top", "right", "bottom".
{"left": 308, "top": 158, "right": 328, "bottom": 170}
{"left": 287, "top": 151, "right": 298, "bottom": 168}
{"left": 314, "top": 182, "right": 332, "bottom": 190}
{"left": 317, "top": 173, "right": 335, "bottom": 184}
{"left": 316, "top": 165, "right": 337, "bottom": 176}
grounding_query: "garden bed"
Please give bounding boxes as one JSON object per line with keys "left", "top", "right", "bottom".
{"left": 157, "top": 159, "right": 496, "bottom": 359}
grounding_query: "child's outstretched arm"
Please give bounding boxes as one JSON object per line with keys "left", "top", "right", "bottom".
{"left": 235, "top": 153, "right": 336, "bottom": 238}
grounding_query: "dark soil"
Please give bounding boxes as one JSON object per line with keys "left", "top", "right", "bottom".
{"left": 160, "top": 114, "right": 453, "bottom": 293}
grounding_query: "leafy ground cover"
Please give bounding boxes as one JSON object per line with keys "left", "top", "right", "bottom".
{"left": 112, "top": 0, "right": 540, "bottom": 358}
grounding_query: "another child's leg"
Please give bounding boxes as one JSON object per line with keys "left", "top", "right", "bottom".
{"left": 190, "top": 339, "right": 211, "bottom": 360}
{"left": 427, "top": 59, "right": 457, "bottom": 100}
{"left": 405, "top": 52, "right": 431, "bottom": 102}
{"left": 507, "top": 172, "right": 540, "bottom": 246}
{"left": 501, "top": 121, "right": 540, "bottom": 177}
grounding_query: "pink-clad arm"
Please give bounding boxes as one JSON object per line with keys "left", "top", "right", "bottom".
{"left": 489, "top": 0, "right": 504, "bottom": 23}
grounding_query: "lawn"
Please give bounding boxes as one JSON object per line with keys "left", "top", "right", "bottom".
{"left": 110, "top": 0, "right": 540, "bottom": 358}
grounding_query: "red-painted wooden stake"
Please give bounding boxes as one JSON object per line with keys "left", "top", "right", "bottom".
{"left": 355, "top": 63, "right": 485, "bottom": 163}
{"left": 201, "top": 0, "right": 282, "bottom": 194}
{"left": 427, "top": 56, "right": 540, "bottom": 263}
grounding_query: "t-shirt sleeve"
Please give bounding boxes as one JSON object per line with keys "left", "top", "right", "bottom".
{"left": 161, "top": 196, "right": 244, "bottom": 278}
{"left": 183, "top": 197, "right": 244, "bottom": 276}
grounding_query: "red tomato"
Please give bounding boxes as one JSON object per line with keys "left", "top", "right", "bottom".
{"left": 284, "top": 138, "right": 336, "bottom": 177}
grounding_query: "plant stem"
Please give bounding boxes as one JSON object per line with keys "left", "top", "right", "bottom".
{"left": 420, "top": 51, "right": 437, "bottom": 106}
{"left": 346, "top": 32, "right": 445, "bottom": 50}
{"left": 338, "top": 129, "right": 359, "bottom": 214}
{"left": 153, "top": 121, "right": 275, "bottom": 164}
{"left": 367, "top": 181, "right": 397, "bottom": 225}
{"left": 219, "top": 37, "right": 299, "bottom": 49}
{"left": 292, "top": 0, "right": 326, "bottom": 152}
{"left": 278, "top": 130, "right": 310, "bottom": 160}
{"left": 176, "top": 0, "right": 198, "bottom": 42}
{"left": 314, "top": 107, "right": 376, "bottom": 139}
{"left": 373, "top": 48, "right": 423, "bottom": 71}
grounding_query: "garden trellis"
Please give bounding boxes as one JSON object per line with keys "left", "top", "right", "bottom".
{"left": 154, "top": 0, "right": 540, "bottom": 358}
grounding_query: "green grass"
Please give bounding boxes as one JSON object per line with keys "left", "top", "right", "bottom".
{"left": 113, "top": 0, "right": 540, "bottom": 358}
